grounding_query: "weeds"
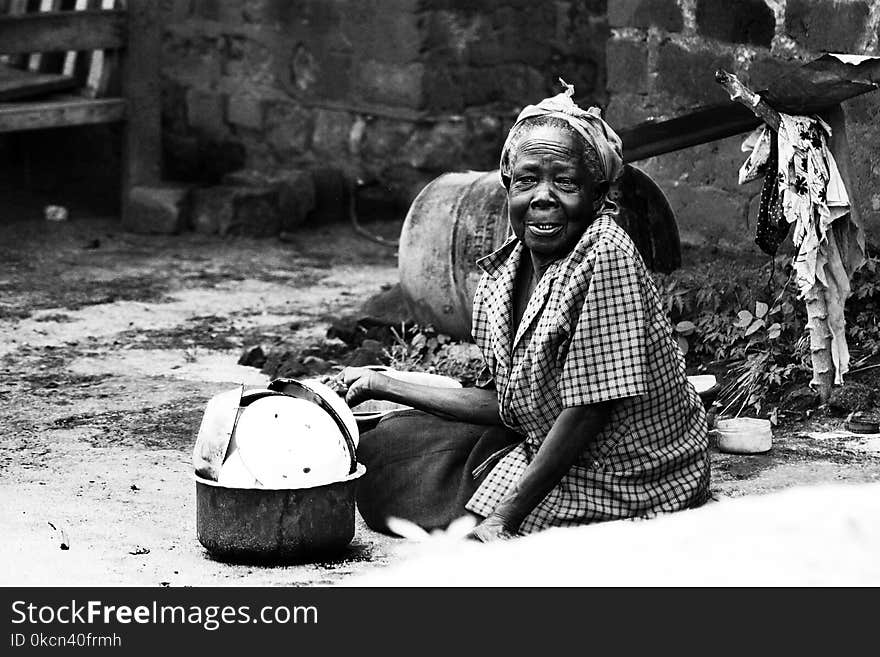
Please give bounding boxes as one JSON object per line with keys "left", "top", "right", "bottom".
{"left": 379, "top": 251, "right": 880, "bottom": 421}
{"left": 654, "top": 251, "right": 880, "bottom": 418}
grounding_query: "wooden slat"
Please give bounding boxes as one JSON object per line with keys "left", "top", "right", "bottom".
{"left": 28, "top": 0, "right": 62, "bottom": 72}
{"left": 0, "top": 97, "right": 124, "bottom": 132}
{"left": 62, "top": 0, "right": 90, "bottom": 78}
{"left": 35, "top": 1, "right": 70, "bottom": 74}
{"left": 0, "top": 62, "right": 78, "bottom": 100}
{"left": 0, "top": 9, "right": 126, "bottom": 55}
{"left": 6, "top": 0, "right": 29, "bottom": 68}
{"left": 84, "top": 0, "right": 117, "bottom": 97}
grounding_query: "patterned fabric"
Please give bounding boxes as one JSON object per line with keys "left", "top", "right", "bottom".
{"left": 465, "top": 215, "right": 710, "bottom": 534}
{"left": 753, "top": 132, "right": 789, "bottom": 256}
{"left": 739, "top": 114, "right": 866, "bottom": 384}
{"left": 499, "top": 79, "right": 624, "bottom": 190}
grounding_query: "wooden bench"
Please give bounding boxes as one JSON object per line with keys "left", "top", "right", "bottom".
{"left": 0, "top": 0, "right": 160, "bottom": 224}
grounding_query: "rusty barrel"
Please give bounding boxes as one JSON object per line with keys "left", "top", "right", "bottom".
{"left": 398, "top": 165, "right": 681, "bottom": 340}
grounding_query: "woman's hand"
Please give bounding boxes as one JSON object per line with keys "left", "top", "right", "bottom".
{"left": 466, "top": 513, "right": 518, "bottom": 543}
{"left": 337, "top": 366, "right": 385, "bottom": 407}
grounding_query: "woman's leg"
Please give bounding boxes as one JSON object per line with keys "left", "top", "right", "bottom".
{"left": 356, "top": 410, "right": 522, "bottom": 534}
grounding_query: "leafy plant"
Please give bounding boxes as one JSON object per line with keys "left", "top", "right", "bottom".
{"left": 383, "top": 324, "right": 486, "bottom": 386}
{"left": 654, "top": 250, "right": 880, "bottom": 418}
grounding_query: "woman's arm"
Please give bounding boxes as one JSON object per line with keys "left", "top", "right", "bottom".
{"left": 341, "top": 367, "right": 502, "bottom": 426}
{"left": 468, "top": 402, "right": 611, "bottom": 541}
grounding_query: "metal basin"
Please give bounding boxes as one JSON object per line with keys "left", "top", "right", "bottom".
{"left": 195, "top": 464, "right": 366, "bottom": 562}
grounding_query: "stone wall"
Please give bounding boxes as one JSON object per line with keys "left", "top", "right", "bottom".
{"left": 605, "top": 0, "right": 880, "bottom": 253}
{"left": 159, "top": 0, "right": 609, "bottom": 229}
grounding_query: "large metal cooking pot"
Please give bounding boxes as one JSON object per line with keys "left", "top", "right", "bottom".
{"left": 194, "top": 378, "right": 365, "bottom": 562}
{"left": 196, "top": 464, "right": 366, "bottom": 561}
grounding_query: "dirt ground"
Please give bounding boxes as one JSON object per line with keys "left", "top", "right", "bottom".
{"left": 1, "top": 212, "right": 879, "bottom": 587}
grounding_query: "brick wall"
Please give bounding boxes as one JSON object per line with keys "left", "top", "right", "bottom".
{"left": 606, "top": 0, "right": 880, "bottom": 252}
{"left": 159, "top": 0, "right": 609, "bottom": 222}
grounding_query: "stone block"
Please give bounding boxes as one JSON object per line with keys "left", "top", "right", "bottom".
{"left": 404, "top": 119, "right": 468, "bottom": 170}
{"left": 696, "top": 0, "right": 775, "bottom": 47}
{"left": 604, "top": 93, "right": 657, "bottom": 129}
{"left": 160, "top": 0, "right": 194, "bottom": 22}
{"left": 190, "top": 185, "right": 280, "bottom": 237}
{"left": 160, "top": 80, "right": 189, "bottom": 135}
{"left": 222, "top": 168, "right": 316, "bottom": 232}
{"left": 344, "top": 1, "right": 422, "bottom": 64}
{"left": 281, "top": 44, "right": 353, "bottom": 103}
{"left": 193, "top": 0, "right": 241, "bottom": 22}
{"left": 232, "top": 187, "right": 281, "bottom": 237}
{"left": 462, "top": 113, "right": 504, "bottom": 170}
{"left": 662, "top": 183, "right": 753, "bottom": 250}
{"left": 421, "top": 65, "right": 465, "bottom": 112}
{"left": 355, "top": 60, "right": 425, "bottom": 109}
{"left": 655, "top": 40, "right": 736, "bottom": 106}
{"left": 744, "top": 55, "right": 802, "bottom": 93}
{"left": 608, "top": 0, "right": 683, "bottom": 32}
{"left": 190, "top": 185, "right": 232, "bottom": 234}
{"left": 785, "top": 0, "right": 870, "bottom": 53}
{"left": 463, "top": 6, "right": 556, "bottom": 66}
{"left": 162, "top": 33, "right": 224, "bottom": 88}
{"left": 264, "top": 101, "right": 314, "bottom": 157}
{"left": 640, "top": 134, "right": 759, "bottom": 194}
{"left": 361, "top": 118, "right": 416, "bottom": 164}
{"left": 606, "top": 37, "right": 650, "bottom": 94}
{"left": 227, "top": 94, "right": 264, "bottom": 130}
{"left": 275, "top": 169, "right": 317, "bottom": 232}
{"left": 842, "top": 93, "right": 880, "bottom": 241}
{"left": 312, "top": 109, "right": 355, "bottom": 156}
{"left": 186, "top": 88, "right": 227, "bottom": 138}
{"left": 124, "top": 185, "right": 191, "bottom": 235}
{"left": 223, "top": 36, "right": 275, "bottom": 88}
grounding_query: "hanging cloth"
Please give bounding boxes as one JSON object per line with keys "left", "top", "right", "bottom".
{"left": 752, "top": 132, "right": 789, "bottom": 255}
{"left": 739, "top": 113, "right": 866, "bottom": 385}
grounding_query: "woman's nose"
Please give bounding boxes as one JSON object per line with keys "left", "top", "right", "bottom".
{"left": 530, "top": 180, "right": 557, "bottom": 207}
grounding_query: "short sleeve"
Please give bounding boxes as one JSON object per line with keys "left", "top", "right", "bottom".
{"left": 558, "top": 239, "right": 649, "bottom": 406}
{"left": 470, "top": 272, "right": 496, "bottom": 379}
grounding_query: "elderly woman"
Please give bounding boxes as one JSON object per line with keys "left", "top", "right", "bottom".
{"left": 341, "top": 84, "right": 710, "bottom": 542}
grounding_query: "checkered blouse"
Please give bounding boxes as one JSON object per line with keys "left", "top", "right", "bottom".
{"left": 465, "top": 215, "right": 710, "bottom": 533}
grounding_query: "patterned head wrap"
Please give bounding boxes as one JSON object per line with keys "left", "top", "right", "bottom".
{"left": 499, "top": 80, "right": 624, "bottom": 192}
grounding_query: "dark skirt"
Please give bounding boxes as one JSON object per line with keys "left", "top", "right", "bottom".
{"left": 355, "top": 410, "right": 524, "bottom": 535}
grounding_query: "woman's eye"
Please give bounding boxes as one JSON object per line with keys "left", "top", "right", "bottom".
{"left": 556, "top": 178, "right": 578, "bottom": 189}
{"left": 514, "top": 175, "right": 536, "bottom": 185}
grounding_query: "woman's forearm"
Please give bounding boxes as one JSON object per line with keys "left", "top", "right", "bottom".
{"left": 491, "top": 403, "right": 611, "bottom": 530}
{"left": 373, "top": 377, "right": 502, "bottom": 425}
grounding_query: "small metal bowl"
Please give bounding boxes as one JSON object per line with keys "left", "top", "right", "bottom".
{"left": 195, "top": 464, "right": 366, "bottom": 562}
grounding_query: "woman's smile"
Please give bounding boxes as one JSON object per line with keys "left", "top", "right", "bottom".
{"left": 526, "top": 223, "right": 565, "bottom": 238}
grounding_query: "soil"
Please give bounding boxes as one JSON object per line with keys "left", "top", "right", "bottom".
{"left": 1, "top": 213, "right": 879, "bottom": 586}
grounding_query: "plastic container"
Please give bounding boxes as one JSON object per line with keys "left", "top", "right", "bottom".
{"left": 714, "top": 417, "right": 772, "bottom": 454}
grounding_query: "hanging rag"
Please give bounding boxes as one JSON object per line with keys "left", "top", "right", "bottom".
{"left": 742, "top": 129, "right": 789, "bottom": 255}
{"left": 739, "top": 113, "right": 866, "bottom": 385}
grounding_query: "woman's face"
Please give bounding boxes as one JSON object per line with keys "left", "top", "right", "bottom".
{"left": 507, "top": 125, "right": 604, "bottom": 261}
